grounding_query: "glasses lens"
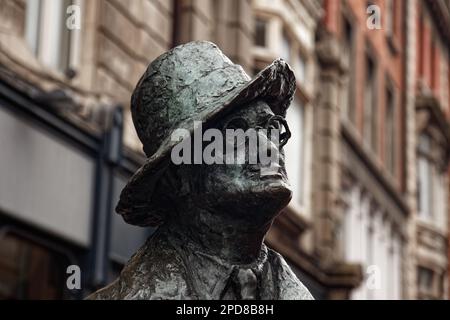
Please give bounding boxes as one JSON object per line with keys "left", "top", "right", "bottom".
{"left": 267, "top": 115, "right": 291, "bottom": 148}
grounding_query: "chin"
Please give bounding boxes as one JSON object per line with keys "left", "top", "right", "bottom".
{"left": 242, "top": 183, "right": 292, "bottom": 228}
{"left": 264, "top": 180, "right": 292, "bottom": 207}
{"left": 206, "top": 181, "right": 292, "bottom": 228}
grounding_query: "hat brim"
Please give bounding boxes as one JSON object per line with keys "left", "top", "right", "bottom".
{"left": 116, "top": 58, "right": 296, "bottom": 226}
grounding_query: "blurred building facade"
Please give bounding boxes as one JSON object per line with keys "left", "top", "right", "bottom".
{"left": 0, "top": 0, "right": 449, "bottom": 299}
{"left": 317, "top": 0, "right": 409, "bottom": 300}
{"left": 412, "top": 0, "right": 450, "bottom": 299}
{"left": 251, "top": 0, "right": 363, "bottom": 300}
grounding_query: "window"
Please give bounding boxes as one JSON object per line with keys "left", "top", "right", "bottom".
{"left": 387, "top": 235, "right": 402, "bottom": 300}
{"left": 284, "top": 98, "right": 304, "bottom": 207}
{"left": 0, "top": 233, "right": 72, "bottom": 299}
{"left": 418, "top": 266, "right": 434, "bottom": 295}
{"left": 430, "top": 40, "right": 437, "bottom": 91}
{"left": 25, "top": 0, "right": 81, "bottom": 74}
{"left": 440, "top": 51, "right": 449, "bottom": 111}
{"left": 363, "top": 55, "right": 378, "bottom": 151}
{"left": 417, "top": 266, "right": 446, "bottom": 299}
{"left": 417, "top": 135, "right": 432, "bottom": 219}
{"left": 385, "top": 85, "right": 396, "bottom": 174}
{"left": 281, "top": 30, "right": 291, "bottom": 63}
{"left": 416, "top": 266, "right": 447, "bottom": 299}
{"left": 386, "top": 0, "right": 394, "bottom": 36}
{"left": 341, "top": 18, "right": 355, "bottom": 122}
{"left": 345, "top": 189, "right": 403, "bottom": 300}
{"left": 386, "top": 0, "right": 399, "bottom": 37}
{"left": 417, "top": 13, "right": 424, "bottom": 78}
{"left": 417, "top": 133, "right": 447, "bottom": 225}
{"left": 366, "top": 214, "right": 375, "bottom": 300}
{"left": 254, "top": 18, "right": 267, "bottom": 48}
{"left": 295, "top": 52, "right": 306, "bottom": 85}
{"left": 25, "top": 0, "right": 42, "bottom": 56}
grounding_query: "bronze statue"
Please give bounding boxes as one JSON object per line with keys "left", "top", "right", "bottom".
{"left": 88, "top": 41, "right": 313, "bottom": 300}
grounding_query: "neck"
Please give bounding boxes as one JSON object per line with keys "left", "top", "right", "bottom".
{"left": 161, "top": 206, "right": 272, "bottom": 265}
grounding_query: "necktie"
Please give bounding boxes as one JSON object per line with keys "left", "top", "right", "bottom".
{"left": 221, "top": 266, "right": 261, "bottom": 299}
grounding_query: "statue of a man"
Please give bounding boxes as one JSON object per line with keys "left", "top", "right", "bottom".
{"left": 88, "top": 41, "right": 313, "bottom": 300}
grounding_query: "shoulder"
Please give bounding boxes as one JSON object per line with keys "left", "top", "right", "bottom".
{"left": 87, "top": 232, "right": 194, "bottom": 300}
{"left": 267, "top": 248, "right": 314, "bottom": 300}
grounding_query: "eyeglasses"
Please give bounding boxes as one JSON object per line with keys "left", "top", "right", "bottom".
{"left": 222, "top": 114, "right": 291, "bottom": 148}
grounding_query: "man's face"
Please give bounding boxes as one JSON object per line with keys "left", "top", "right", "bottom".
{"left": 183, "top": 100, "right": 293, "bottom": 225}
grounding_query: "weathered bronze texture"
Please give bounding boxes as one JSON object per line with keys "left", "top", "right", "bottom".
{"left": 88, "top": 41, "right": 313, "bottom": 300}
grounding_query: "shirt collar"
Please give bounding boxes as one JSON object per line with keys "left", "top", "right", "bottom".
{"left": 169, "top": 236, "right": 268, "bottom": 299}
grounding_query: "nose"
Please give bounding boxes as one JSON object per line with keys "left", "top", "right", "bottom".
{"left": 256, "top": 131, "right": 280, "bottom": 167}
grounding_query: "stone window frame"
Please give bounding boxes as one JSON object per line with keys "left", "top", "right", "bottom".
{"left": 24, "top": 0, "right": 82, "bottom": 76}
{"left": 363, "top": 46, "right": 379, "bottom": 155}
{"left": 417, "top": 133, "right": 433, "bottom": 220}
{"left": 415, "top": 92, "right": 450, "bottom": 228}
{"left": 416, "top": 130, "right": 448, "bottom": 226}
{"left": 340, "top": 5, "right": 357, "bottom": 125}
{"left": 340, "top": 179, "right": 404, "bottom": 300}
{"left": 284, "top": 96, "right": 306, "bottom": 209}
{"left": 384, "top": 75, "right": 397, "bottom": 177}
{"left": 283, "top": 45, "right": 313, "bottom": 222}
{"left": 252, "top": 7, "right": 315, "bottom": 221}
{"left": 415, "top": 95, "right": 450, "bottom": 227}
{"left": 417, "top": 263, "right": 446, "bottom": 299}
{"left": 254, "top": 16, "right": 268, "bottom": 48}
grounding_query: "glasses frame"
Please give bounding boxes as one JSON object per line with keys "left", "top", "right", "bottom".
{"left": 222, "top": 114, "right": 291, "bottom": 148}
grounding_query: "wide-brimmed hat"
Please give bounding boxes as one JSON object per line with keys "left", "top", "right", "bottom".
{"left": 116, "top": 41, "right": 296, "bottom": 227}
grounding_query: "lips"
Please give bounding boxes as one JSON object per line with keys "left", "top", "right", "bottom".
{"left": 260, "top": 172, "right": 284, "bottom": 180}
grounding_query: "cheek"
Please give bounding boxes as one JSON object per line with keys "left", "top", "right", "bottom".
{"left": 201, "top": 165, "right": 247, "bottom": 191}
